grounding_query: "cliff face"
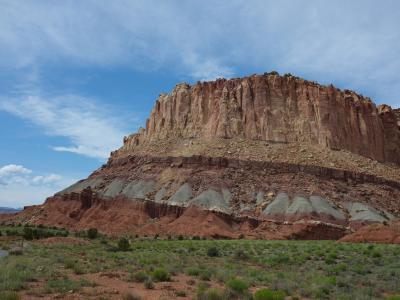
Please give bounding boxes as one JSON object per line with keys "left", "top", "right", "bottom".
{"left": 121, "top": 73, "right": 400, "bottom": 163}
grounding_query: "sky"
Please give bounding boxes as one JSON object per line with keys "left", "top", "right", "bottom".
{"left": 1, "top": 0, "right": 400, "bottom": 208}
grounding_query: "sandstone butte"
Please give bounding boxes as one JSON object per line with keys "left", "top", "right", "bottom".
{"left": 2, "top": 71, "right": 400, "bottom": 243}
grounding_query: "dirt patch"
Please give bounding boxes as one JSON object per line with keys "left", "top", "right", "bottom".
{"left": 340, "top": 221, "right": 400, "bottom": 244}
{"left": 20, "top": 271, "right": 221, "bottom": 300}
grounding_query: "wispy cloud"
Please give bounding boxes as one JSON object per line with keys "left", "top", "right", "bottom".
{"left": 1, "top": 1, "right": 400, "bottom": 102}
{"left": 0, "top": 95, "right": 128, "bottom": 159}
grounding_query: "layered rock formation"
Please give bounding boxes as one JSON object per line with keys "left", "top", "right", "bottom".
{"left": 5, "top": 72, "right": 400, "bottom": 241}
{"left": 120, "top": 72, "right": 400, "bottom": 163}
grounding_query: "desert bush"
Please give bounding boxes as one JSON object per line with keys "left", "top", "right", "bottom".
{"left": 72, "top": 263, "right": 85, "bottom": 275}
{"left": 152, "top": 268, "right": 170, "bottom": 282}
{"left": 226, "top": 278, "right": 248, "bottom": 294}
{"left": 199, "top": 269, "right": 213, "bottom": 281}
{"left": 197, "top": 288, "right": 225, "bottom": 300}
{"left": 131, "top": 271, "right": 148, "bottom": 283}
{"left": 186, "top": 267, "right": 201, "bottom": 276}
{"left": 87, "top": 228, "right": 98, "bottom": 239}
{"left": 144, "top": 278, "right": 154, "bottom": 289}
{"left": 118, "top": 237, "right": 130, "bottom": 251}
{"left": 44, "top": 278, "right": 82, "bottom": 294}
{"left": 207, "top": 246, "right": 220, "bottom": 257}
{"left": 254, "top": 288, "right": 285, "bottom": 300}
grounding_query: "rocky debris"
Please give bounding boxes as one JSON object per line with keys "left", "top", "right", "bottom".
{"left": 121, "top": 180, "right": 156, "bottom": 199}
{"left": 346, "top": 202, "right": 393, "bottom": 229}
{"left": 263, "top": 193, "right": 346, "bottom": 225}
{"left": 57, "top": 177, "right": 104, "bottom": 195}
{"left": 102, "top": 179, "right": 126, "bottom": 198}
{"left": 167, "top": 183, "right": 193, "bottom": 206}
{"left": 189, "top": 187, "right": 232, "bottom": 214}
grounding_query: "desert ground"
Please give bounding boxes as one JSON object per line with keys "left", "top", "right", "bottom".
{"left": 1, "top": 224, "right": 399, "bottom": 300}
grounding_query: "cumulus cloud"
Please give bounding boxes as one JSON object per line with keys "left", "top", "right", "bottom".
{"left": 0, "top": 164, "right": 74, "bottom": 208}
{"left": 0, "top": 95, "right": 128, "bottom": 159}
{"left": 0, "top": 164, "right": 32, "bottom": 177}
{"left": 0, "top": 164, "right": 62, "bottom": 187}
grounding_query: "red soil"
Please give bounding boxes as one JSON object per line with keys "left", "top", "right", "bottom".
{"left": 339, "top": 221, "right": 400, "bottom": 244}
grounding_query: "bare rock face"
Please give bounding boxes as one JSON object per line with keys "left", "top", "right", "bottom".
{"left": 121, "top": 73, "right": 400, "bottom": 163}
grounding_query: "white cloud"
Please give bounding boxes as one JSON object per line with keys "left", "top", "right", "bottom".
{"left": 0, "top": 163, "right": 74, "bottom": 208}
{"left": 0, "top": 95, "right": 128, "bottom": 159}
{"left": 0, "top": 164, "right": 62, "bottom": 187}
{"left": 0, "top": 164, "right": 32, "bottom": 177}
{"left": 32, "top": 174, "right": 62, "bottom": 185}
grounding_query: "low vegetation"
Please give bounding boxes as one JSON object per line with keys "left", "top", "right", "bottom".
{"left": 0, "top": 225, "right": 399, "bottom": 299}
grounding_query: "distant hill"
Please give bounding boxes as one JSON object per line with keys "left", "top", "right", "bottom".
{"left": 0, "top": 207, "right": 21, "bottom": 214}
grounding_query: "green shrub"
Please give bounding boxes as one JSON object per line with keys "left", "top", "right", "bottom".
{"left": 187, "top": 267, "right": 201, "bottom": 276}
{"left": 152, "top": 268, "right": 170, "bottom": 282}
{"left": 87, "top": 228, "right": 98, "bottom": 239}
{"left": 118, "top": 237, "right": 130, "bottom": 251}
{"left": 207, "top": 246, "right": 220, "bottom": 257}
{"left": 199, "top": 269, "right": 212, "bottom": 281}
{"left": 23, "top": 227, "right": 35, "bottom": 240}
{"left": 200, "top": 288, "right": 225, "bottom": 300}
{"left": 73, "top": 263, "right": 85, "bottom": 275}
{"left": 132, "top": 271, "right": 148, "bottom": 283}
{"left": 254, "top": 288, "right": 285, "bottom": 300}
{"left": 226, "top": 278, "right": 248, "bottom": 293}
{"left": 44, "top": 278, "right": 82, "bottom": 294}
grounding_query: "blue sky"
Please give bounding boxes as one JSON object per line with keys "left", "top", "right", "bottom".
{"left": 1, "top": 0, "right": 400, "bottom": 208}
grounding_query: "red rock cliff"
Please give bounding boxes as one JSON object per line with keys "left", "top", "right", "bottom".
{"left": 121, "top": 73, "right": 400, "bottom": 163}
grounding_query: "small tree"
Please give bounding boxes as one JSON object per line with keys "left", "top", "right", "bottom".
{"left": 87, "top": 228, "right": 98, "bottom": 239}
{"left": 118, "top": 237, "right": 130, "bottom": 251}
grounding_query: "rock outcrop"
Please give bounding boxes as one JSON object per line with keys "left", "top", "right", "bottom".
{"left": 5, "top": 72, "right": 400, "bottom": 241}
